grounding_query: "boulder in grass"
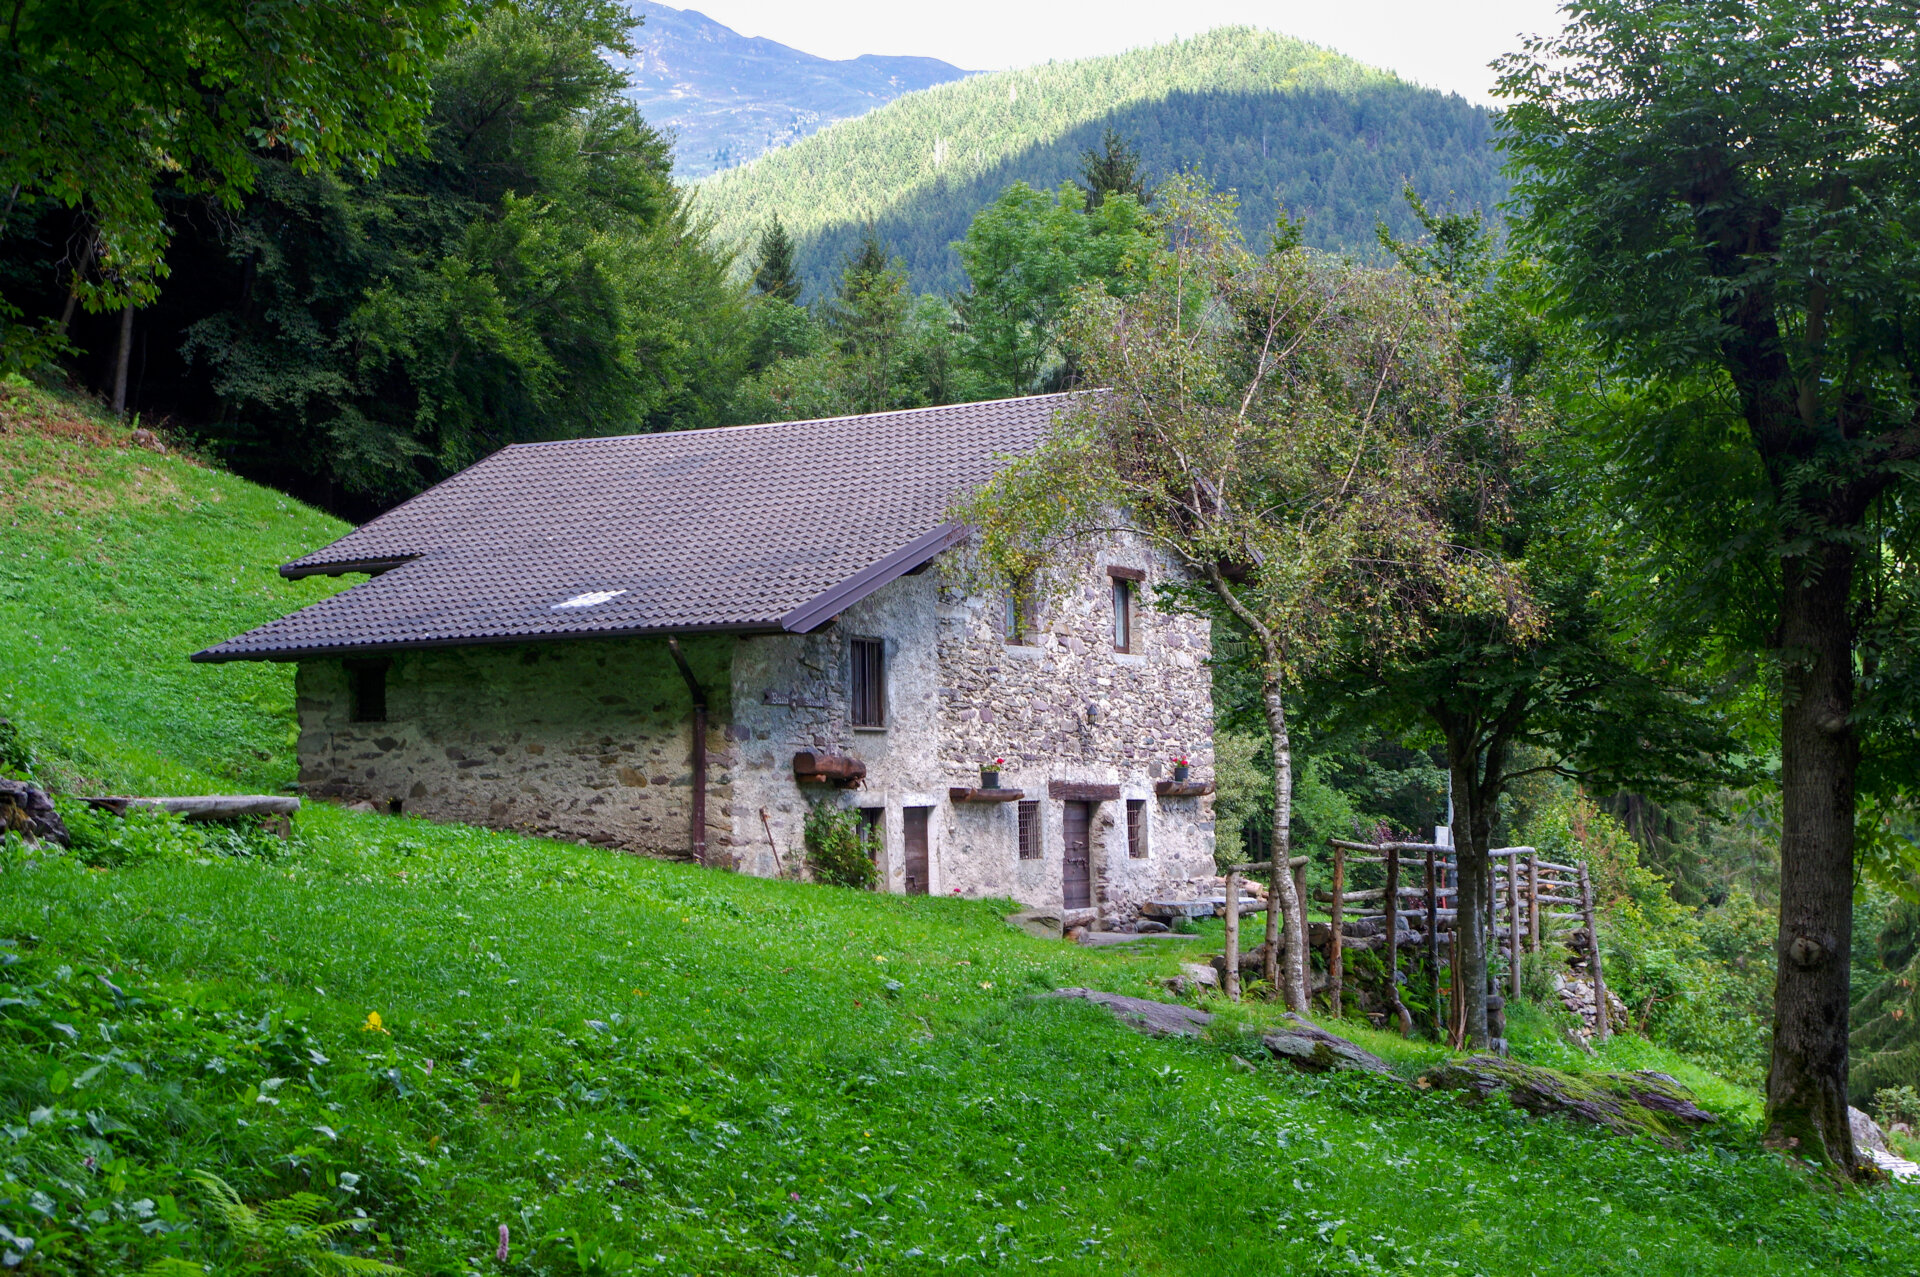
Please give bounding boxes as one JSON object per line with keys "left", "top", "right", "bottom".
{"left": 1262, "top": 1014, "right": 1397, "bottom": 1077}
{"left": 1419, "top": 1055, "right": 1717, "bottom": 1146}
{"left": 1047, "top": 988, "right": 1214, "bottom": 1038}
{"left": 0, "top": 779, "right": 68, "bottom": 848}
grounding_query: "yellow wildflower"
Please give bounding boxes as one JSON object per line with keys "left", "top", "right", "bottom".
{"left": 361, "top": 1011, "right": 389, "bottom": 1034}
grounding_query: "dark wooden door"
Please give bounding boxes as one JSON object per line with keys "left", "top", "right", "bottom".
{"left": 1062, "top": 800, "right": 1092, "bottom": 909}
{"left": 903, "top": 806, "right": 930, "bottom": 896}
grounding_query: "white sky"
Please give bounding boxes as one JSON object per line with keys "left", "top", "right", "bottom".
{"left": 664, "top": 1, "right": 1570, "bottom": 105}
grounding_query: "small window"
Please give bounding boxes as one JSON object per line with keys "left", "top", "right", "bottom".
{"left": 1111, "top": 578, "right": 1132, "bottom": 653}
{"left": 1127, "top": 798, "right": 1147, "bottom": 858}
{"left": 857, "top": 807, "right": 884, "bottom": 862}
{"left": 1004, "top": 583, "right": 1038, "bottom": 644}
{"left": 1017, "top": 801, "right": 1041, "bottom": 860}
{"left": 850, "top": 638, "right": 886, "bottom": 728}
{"left": 346, "top": 659, "right": 388, "bottom": 723}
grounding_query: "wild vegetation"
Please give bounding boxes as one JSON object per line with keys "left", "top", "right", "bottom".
{"left": 698, "top": 28, "right": 1507, "bottom": 295}
{"left": 2, "top": 383, "right": 1918, "bottom": 1274}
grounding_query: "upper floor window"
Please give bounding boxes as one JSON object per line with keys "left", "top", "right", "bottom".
{"left": 1107, "top": 566, "right": 1143, "bottom": 653}
{"left": 850, "top": 637, "right": 886, "bottom": 728}
{"left": 1004, "top": 582, "right": 1038, "bottom": 645}
{"left": 346, "top": 659, "right": 389, "bottom": 722}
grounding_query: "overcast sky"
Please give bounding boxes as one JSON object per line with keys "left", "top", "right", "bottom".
{"left": 664, "top": 1, "right": 1570, "bottom": 105}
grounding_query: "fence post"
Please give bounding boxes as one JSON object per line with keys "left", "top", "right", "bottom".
{"left": 1386, "top": 844, "right": 1411, "bottom": 1036}
{"left": 1579, "top": 862, "right": 1609, "bottom": 1043}
{"left": 1329, "top": 841, "right": 1345, "bottom": 1019}
{"left": 1507, "top": 854, "right": 1522, "bottom": 1003}
{"left": 1527, "top": 851, "right": 1541, "bottom": 954}
{"left": 1223, "top": 869, "right": 1241, "bottom": 1003}
{"left": 1425, "top": 843, "right": 1441, "bottom": 1038}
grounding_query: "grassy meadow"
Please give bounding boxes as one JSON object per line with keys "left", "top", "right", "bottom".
{"left": 1, "top": 380, "right": 1917, "bottom": 1274}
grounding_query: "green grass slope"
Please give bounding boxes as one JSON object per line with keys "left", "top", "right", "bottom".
{"left": 696, "top": 28, "right": 1506, "bottom": 296}
{"left": 0, "top": 381, "right": 349, "bottom": 794}
{"left": 1, "top": 386, "right": 1916, "bottom": 1274}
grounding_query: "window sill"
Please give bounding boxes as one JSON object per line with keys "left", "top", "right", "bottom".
{"left": 852, "top": 725, "right": 889, "bottom": 734}
{"left": 1114, "top": 653, "right": 1146, "bottom": 667}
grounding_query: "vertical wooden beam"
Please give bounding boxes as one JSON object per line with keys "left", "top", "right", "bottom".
{"left": 1385, "top": 844, "right": 1409, "bottom": 1036}
{"left": 1425, "top": 844, "right": 1441, "bottom": 1038}
{"left": 1528, "top": 851, "right": 1541, "bottom": 954}
{"left": 1223, "top": 870, "right": 1242, "bottom": 1003}
{"left": 1507, "top": 854, "right": 1522, "bottom": 1002}
{"left": 1579, "top": 862, "right": 1610, "bottom": 1042}
{"left": 1328, "top": 841, "right": 1345, "bottom": 1018}
{"left": 111, "top": 303, "right": 134, "bottom": 415}
{"left": 666, "top": 638, "right": 709, "bottom": 868}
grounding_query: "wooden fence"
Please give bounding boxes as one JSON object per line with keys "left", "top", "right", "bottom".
{"left": 1222, "top": 839, "right": 1610, "bottom": 1044}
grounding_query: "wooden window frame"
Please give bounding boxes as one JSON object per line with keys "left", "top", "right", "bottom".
{"left": 857, "top": 807, "right": 885, "bottom": 863}
{"left": 1110, "top": 577, "right": 1133, "bottom": 653}
{"left": 850, "top": 637, "right": 886, "bottom": 729}
{"left": 1017, "top": 800, "right": 1041, "bottom": 860}
{"left": 346, "top": 658, "right": 389, "bottom": 723}
{"left": 1126, "top": 798, "right": 1148, "bottom": 859}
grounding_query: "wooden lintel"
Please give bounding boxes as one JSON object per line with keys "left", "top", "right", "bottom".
{"left": 948, "top": 787, "right": 1027, "bottom": 804}
{"left": 1048, "top": 780, "right": 1121, "bottom": 802}
{"left": 792, "top": 751, "right": 867, "bottom": 787}
{"left": 1104, "top": 565, "right": 1146, "bottom": 581}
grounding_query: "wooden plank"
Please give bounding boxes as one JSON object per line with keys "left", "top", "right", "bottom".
{"left": 1579, "top": 862, "right": 1611, "bottom": 1042}
{"left": 1223, "top": 869, "right": 1242, "bottom": 1002}
{"left": 1329, "top": 841, "right": 1345, "bottom": 1019}
{"left": 948, "top": 787, "right": 1026, "bottom": 803}
{"left": 1152, "top": 780, "right": 1214, "bottom": 797}
{"left": 1385, "top": 845, "right": 1410, "bottom": 1036}
{"left": 1535, "top": 859, "right": 1578, "bottom": 873}
{"left": 1507, "top": 853, "right": 1522, "bottom": 1002}
{"left": 89, "top": 795, "right": 301, "bottom": 819}
{"left": 1329, "top": 838, "right": 1449, "bottom": 854}
{"left": 1224, "top": 857, "right": 1309, "bottom": 872}
{"left": 1104, "top": 564, "right": 1146, "bottom": 581}
{"left": 1426, "top": 844, "right": 1442, "bottom": 1037}
{"left": 1528, "top": 852, "right": 1541, "bottom": 954}
{"left": 1050, "top": 780, "right": 1121, "bottom": 802}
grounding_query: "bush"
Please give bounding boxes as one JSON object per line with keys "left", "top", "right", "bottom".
{"left": 1875, "top": 1084, "right": 1920, "bottom": 1127}
{"left": 803, "top": 804, "right": 877, "bottom": 889}
{"left": 0, "top": 718, "right": 31, "bottom": 779}
{"left": 55, "top": 799, "right": 207, "bottom": 868}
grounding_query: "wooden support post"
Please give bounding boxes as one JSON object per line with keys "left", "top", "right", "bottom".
{"left": 1329, "top": 841, "right": 1345, "bottom": 1018}
{"left": 666, "top": 638, "right": 709, "bottom": 867}
{"left": 1425, "top": 844, "right": 1441, "bottom": 1037}
{"left": 1447, "top": 853, "right": 1465, "bottom": 1049}
{"left": 1223, "top": 870, "right": 1242, "bottom": 1003}
{"left": 1507, "top": 854, "right": 1522, "bottom": 1002}
{"left": 1528, "top": 851, "right": 1541, "bottom": 954}
{"left": 1385, "top": 844, "right": 1410, "bottom": 1036}
{"left": 1579, "top": 862, "right": 1609, "bottom": 1042}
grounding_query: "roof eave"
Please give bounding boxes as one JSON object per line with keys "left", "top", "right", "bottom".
{"left": 189, "top": 619, "right": 787, "bottom": 664}
{"left": 280, "top": 555, "right": 420, "bottom": 580}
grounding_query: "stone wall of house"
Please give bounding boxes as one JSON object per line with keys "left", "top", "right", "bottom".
{"left": 933, "top": 535, "right": 1218, "bottom": 921}
{"left": 294, "top": 635, "right": 734, "bottom": 856}
{"left": 727, "top": 534, "right": 1217, "bottom": 922}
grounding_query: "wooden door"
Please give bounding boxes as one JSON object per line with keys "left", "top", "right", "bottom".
{"left": 903, "top": 806, "right": 930, "bottom": 896}
{"left": 1062, "top": 800, "right": 1092, "bottom": 909}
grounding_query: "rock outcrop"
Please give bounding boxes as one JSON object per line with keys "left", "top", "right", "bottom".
{"left": 1262, "top": 1014, "right": 1396, "bottom": 1077}
{"left": 0, "top": 779, "right": 68, "bottom": 847}
{"left": 1046, "top": 988, "right": 1214, "bottom": 1038}
{"left": 1420, "top": 1055, "right": 1717, "bottom": 1145}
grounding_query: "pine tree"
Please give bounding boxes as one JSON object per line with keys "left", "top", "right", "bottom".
{"left": 752, "top": 216, "right": 802, "bottom": 301}
{"left": 1077, "top": 129, "right": 1151, "bottom": 210}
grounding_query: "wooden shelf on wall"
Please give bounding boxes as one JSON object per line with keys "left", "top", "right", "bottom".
{"left": 1154, "top": 780, "right": 1214, "bottom": 798}
{"left": 793, "top": 751, "right": 866, "bottom": 787}
{"left": 949, "top": 787, "right": 1027, "bottom": 803}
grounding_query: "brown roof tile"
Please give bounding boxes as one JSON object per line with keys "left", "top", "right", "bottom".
{"left": 193, "top": 394, "right": 1073, "bottom": 662}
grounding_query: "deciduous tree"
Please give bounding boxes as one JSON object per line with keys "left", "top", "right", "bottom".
{"left": 1498, "top": 0, "right": 1920, "bottom": 1173}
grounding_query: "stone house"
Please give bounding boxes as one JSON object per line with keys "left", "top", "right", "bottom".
{"left": 197, "top": 395, "right": 1219, "bottom": 923}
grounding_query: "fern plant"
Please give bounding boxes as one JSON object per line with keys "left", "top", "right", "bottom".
{"left": 144, "top": 1172, "right": 406, "bottom": 1275}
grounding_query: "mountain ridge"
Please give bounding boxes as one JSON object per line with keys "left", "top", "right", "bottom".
{"left": 614, "top": 4, "right": 974, "bottom": 178}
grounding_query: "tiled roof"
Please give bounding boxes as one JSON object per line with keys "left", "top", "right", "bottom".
{"left": 193, "top": 395, "right": 1074, "bottom": 663}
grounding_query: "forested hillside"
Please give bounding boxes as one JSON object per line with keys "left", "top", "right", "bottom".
{"left": 698, "top": 28, "right": 1506, "bottom": 295}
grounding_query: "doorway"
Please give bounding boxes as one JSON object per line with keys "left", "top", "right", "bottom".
{"left": 1062, "top": 800, "right": 1092, "bottom": 909}
{"left": 903, "top": 806, "right": 931, "bottom": 895}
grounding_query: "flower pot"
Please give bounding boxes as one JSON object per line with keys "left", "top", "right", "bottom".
{"left": 1172, "top": 764, "right": 1190, "bottom": 783}
{"left": 980, "top": 770, "right": 1001, "bottom": 790}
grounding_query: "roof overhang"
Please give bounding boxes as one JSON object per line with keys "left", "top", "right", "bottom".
{"left": 777, "top": 521, "right": 967, "bottom": 634}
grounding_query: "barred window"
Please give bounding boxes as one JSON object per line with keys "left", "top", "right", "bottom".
{"left": 850, "top": 638, "right": 886, "bottom": 728}
{"left": 1017, "top": 801, "right": 1041, "bottom": 860}
{"left": 1127, "top": 799, "right": 1148, "bottom": 859}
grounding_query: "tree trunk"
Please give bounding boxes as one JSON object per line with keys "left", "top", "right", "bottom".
{"left": 1262, "top": 679, "right": 1309, "bottom": 1011}
{"left": 110, "top": 303, "right": 134, "bottom": 416}
{"left": 1763, "top": 539, "right": 1859, "bottom": 1174}
{"left": 1449, "top": 751, "right": 1490, "bottom": 1048}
